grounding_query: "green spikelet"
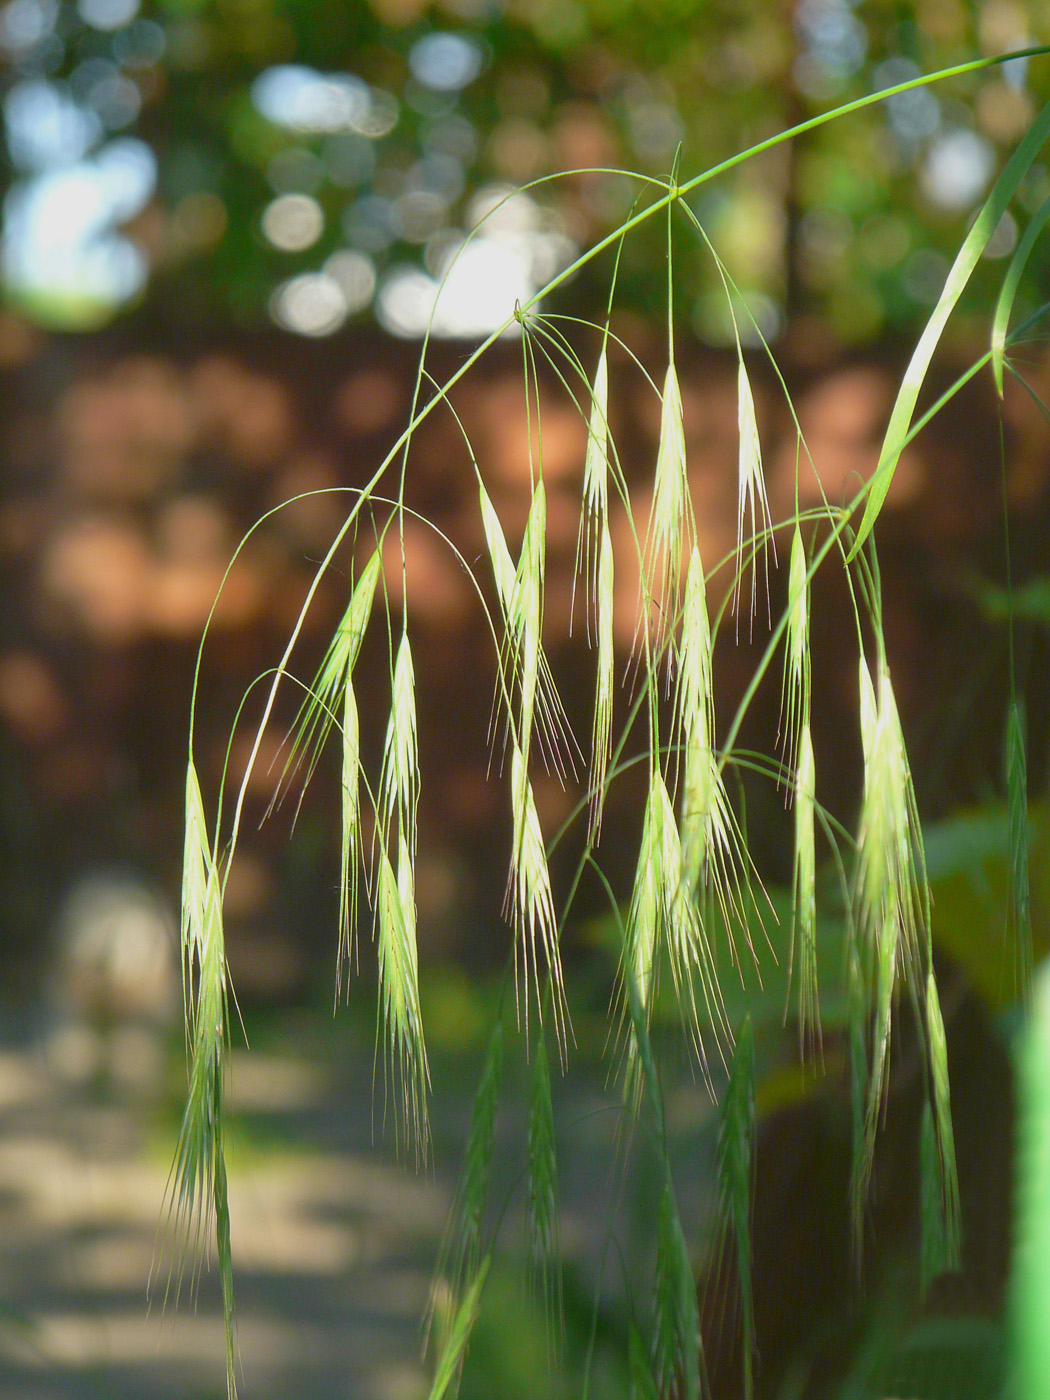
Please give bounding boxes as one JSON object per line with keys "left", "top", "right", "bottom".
{"left": 427, "top": 1257, "right": 490, "bottom": 1400}
{"left": 526, "top": 1024, "right": 562, "bottom": 1343}
{"left": 718, "top": 1016, "right": 756, "bottom": 1399}
{"left": 924, "top": 972, "right": 961, "bottom": 1278}
{"left": 653, "top": 1176, "right": 702, "bottom": 1400}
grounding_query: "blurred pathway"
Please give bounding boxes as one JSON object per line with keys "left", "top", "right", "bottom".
{"left": 0, "top": 1024, "right": 453, "bottom": 1400}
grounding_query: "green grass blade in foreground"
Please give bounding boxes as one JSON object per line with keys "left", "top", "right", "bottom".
{"left": 427, "top": 1258, "right": 490, "bottom": 1400}
{"left": 717, "top": 1016, "right": 756, "bottom": 1400}
{"left": 1010, "top": 962, "right": 1050, "bottom": 1400}
{"left": 848, "top": 95, "right": 1050, "bottom": 562}
{"left": 526, "top": 1023, "right": 562, "bottom": 1344}
{"left": 992, "top": 191, "right": 1050, "bottom": 396}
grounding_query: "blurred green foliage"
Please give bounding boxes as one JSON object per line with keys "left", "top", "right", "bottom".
{"left": 4, "top": 0, "right": 1050, "bottom": 338}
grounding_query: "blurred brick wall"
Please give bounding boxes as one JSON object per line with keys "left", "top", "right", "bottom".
{"left": 2, "top": 317, "right": 1047, "bottom": 998}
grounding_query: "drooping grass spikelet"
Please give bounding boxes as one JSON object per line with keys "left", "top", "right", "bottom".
{"left": 479, "top": 480, "right": 517, "bottom": 620}
{"left": 578, "top": 344, "right": 610, "bottom": 641}
{"left": 181, "top": 759, "right": 210, "bottom": 990}
{"left": 507, "top": 741, "right": 567, "bottom": 1046}
{"left": 1007, "top": 698, "right": 1032, "bottom": 998}
{"left": 629, "top": 1319, "right": 660, "bottom": 1400}
{"left": 481, "top": 478, "right": 575, "bottom": 782}
{"left": 337, "top": 677, "right": 361, "bottom": 996}
{"left": 376, "top": 837, "right": 429, "bottom": 1158}
{"left": 717, "top": 1016, "right": 756, "bottom": 1400}
{"left": 381, "top": 629, "right": 419, "bottom": 845}
{"left": 645, "top": 360, "right": 692, "bottom": 644}
{"left": 734, "top": 358, "right": 774, "bottom": 634}
{"left": 526, "top": 1024, "right": 562, "bottom": 1344}
{"left": 676, "top": 551, "right": 747, "bottom": 946}
{"left": 622, "top": 769, "right": 721, "bottom": 1091}
{"left": 273, "top": 549, "right": 380, "bottom": 810}
{"left": 512, "top": 479, "right": 545, "bottom": 770}
{"left": 853, "top": 655, "right": 929, "bottom": 1212}
{"left": 589, "top": 520, "right": 615, "bottom": 837}
{"left": 653, "top": 1175, "right": 702, "bottom": 1400}
{"left": 450, "top": 1016, "right": 504, "bottom": 1285}
{"left": 924, "top": 970, "right": 961, "bottom": 1277}
{"left": 169, "top": 759, "right": 237, "bottom": 1398}
{"left": 780, "top": 524, "right": 811, "bottom": 777}
{"left": 792, "top": 722, "right": 819, "bottom": 1050}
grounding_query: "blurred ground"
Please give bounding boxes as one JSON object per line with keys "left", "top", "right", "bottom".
{"left": 0, "top": 1011, "right": 453, "bottom": 1400}
{"left": 0, "top": 997, "right": 718, "bottom": 1400}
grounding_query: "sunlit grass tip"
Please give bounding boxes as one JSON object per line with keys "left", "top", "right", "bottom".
{"left": 375, "top": 835, "right": 430, "bottom": 1160}
{"left": 271, "top": 548, "right": 380, "bottom": 816}
{"left": 780, "top": 523, "right": 811, "bottom": 780}
{"left": 645, "top": 359, "right": 693, "bottom": 651}
{"left": 337, "top": 677, "right": 362, "bottom": 998}
{"left": 792, "top": 721, "right": 819, "bottom": 1051}
{"left": 734, "top": 357, "right": 774, "bottom": 635}
{"left": 506, "top": 741, "right": 568, "bottom": 1050}
{"left": 380, "top": 628, "right": 419, "bottom": 843}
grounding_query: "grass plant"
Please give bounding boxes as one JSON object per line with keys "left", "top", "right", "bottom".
{"left": 168, "top": 47, "right": 1049, "bottom": 1400}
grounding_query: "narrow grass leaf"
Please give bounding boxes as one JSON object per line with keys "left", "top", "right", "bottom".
{"left": 849, "top": 96, "right": 1050, "bottom": 561}
{"left": 1007, "top": 698, "right": 1032, "bottom": 997}
{"left": 427, "top": 1257, "right": 490, "bottom": 1400}
{"left": 992, "top": 191, "right": 1050, "bottom": 396}
{"left": 717, "top": 1015, "right": 756, "bottom": 1400}
{"left": 527, "top": 1025, "right": 562, "bottom": 1343}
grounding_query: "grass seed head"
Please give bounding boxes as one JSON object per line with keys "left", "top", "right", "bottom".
{"left": 646, "top": 361, "right": 692, "bottom": 642}
{"left": 734, "top": 359, "right": 774, "bottom": 632}
{"left": 381, "top": 630, "right": 419, "bottom": 841}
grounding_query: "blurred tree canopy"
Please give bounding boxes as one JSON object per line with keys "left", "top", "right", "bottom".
{"left": 2, "top": 0, "right": 1049, "bottom": 341}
